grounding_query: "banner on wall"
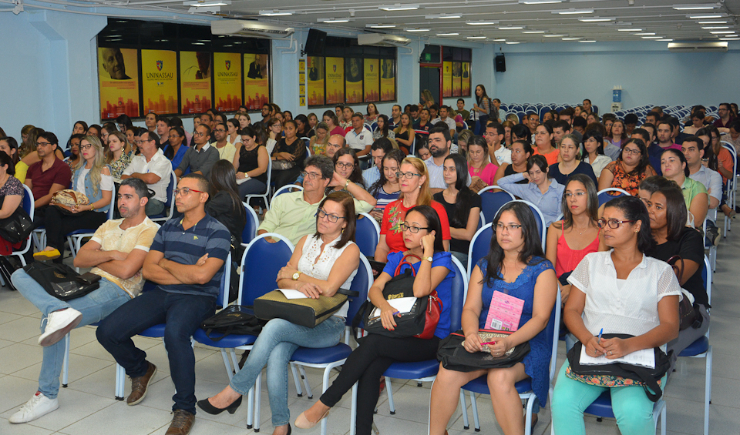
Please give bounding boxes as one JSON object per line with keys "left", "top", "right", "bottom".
{"left": 98, "top": 47, "right": 140, "bottom": 119}
{"left": 307, "top": 56, "right": 325, "bottom": 106}
{"left": 380, "top": 59, "right": 395, "bottom": 101}
{"left": 442, "top": 61, "right": 453, "bottom": 98}
{"left": 462, "top": 62, "right": 471, "bottom": 96}
{"left": 452, "top": 62, "right": 462, "bottom": 97}
{"left": 141, "top": 49, "right": 178, "bottom": 115}
{"left": 180, "top": 51, "right": 212, "bottom": 114}
{"left": 243, "top": 53, "right": 269, "bottom": 110}
{"left": 345, "top": 58, "right": 363, "bottom": 104}
{"left": 364, "top": 59, "right": 379, "bottom": 102}
{"left": 325, "top": 57, "right": 345, "bottom": 105}
{"left": 214, "top": 52, "right": 242, "bottom": 112}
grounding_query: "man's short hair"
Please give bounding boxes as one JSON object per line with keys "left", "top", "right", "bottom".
{"left": 37, "top": 131, "right": 59, "bottom": 147}
{"left": 305, "top": 155, "right": 334, "bottom": 179}
{"left": 573, "top": 117, "right": 587, "bottom": 129}
{"left": 120, "top": 178, "right": 151, "bottom": 199}
{"left": 200, "top": 113, "right": 213, "bottom": 122}
{"left": 665, "top": 116, "right": 680, "bottom": 129}
{"left": 351, "top": 113, "right": 363, "bottom": 121}
{"left": 632, "top": 128, "right": 651, "bottom": 145}
{"left": 583, "top": 98, "right": 592, "bottom": 104}
{"left": 392, "top": 104, "right": 402, "bottom": 112}
{"left": 486, "top": 123, "right": 505, "bottom": 136}
{"left": 157, "top": 116, "right": 170, "bottom": 126}
{"left": 553, "top": 120, "right": 571, "bottom": 132}
{"left": 602, "top": 113, "right": 617, "bottom": 122}
{"left": 440, "top": 105, "right": 451, "bottom": 112}
{"left": 457, "top": 98, "right": 465, "bottom": 104}
{"left": 142, "top": 130, "right": 160, "bottom": 144}
{"left": 512, "top": 124, "right": 531, "bottom": 142}
{"left": 493, "top": 98, "right": 501, "bottom": 104}
{"left": 526, "top": 111, "right": 538, "bottom": 118}
{"left": 409, "top": 105, "right": 419, "bottom": 113}
{"left": 335, "top": 105, "right": 344, "bottom": 111}
{"left": 169, "top": 116, "right": 183, "bottom": 128}
{"left": 146, "top": 112, "right": 159, "bottom": 121}
{"left": 429, "top": 103, "right": 439, "bottom": 112}
{"left": 429, "top": 125, "right": 451, "bottom": 142}
{"left": 197, "top": 123, "right": 211, "bottom": 136}
{"left": 559, "top": 107, "right": 575, "bottom": 118}
{"left": 682, "top": 135, "right": 702, "bottom": 148}
{"left": 371, "top": 138, "right": 394, "bottom": 154}
{"left": 624, "top": 114, "right": 638, "bottom": 125}
{"left": 182, "top": 172, "right": 210, "bottom": 192}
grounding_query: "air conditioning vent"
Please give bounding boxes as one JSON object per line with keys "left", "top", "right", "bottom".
{"left": 357, "top": 33, "right": 411, "bottom": 47}
{"left": 211, "top": 20, "right": 294, "bottom": 39}
{"left": 667, "top": 42, "right": 728, "bottom": 52}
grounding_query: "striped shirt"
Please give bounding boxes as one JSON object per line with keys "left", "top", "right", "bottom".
{"left": 149, "top": 214, "right": 231, "bottom": 298}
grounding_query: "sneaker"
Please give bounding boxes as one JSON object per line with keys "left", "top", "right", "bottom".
{"left": 165, "top": 409, "right": 195, "bottom": 435}
{"left": 127, "top": 362, "right": 157, "bottom": 406}
{"left": 9, "top": 391, "right": 59, "bottom": 423}
{"left": 38, "top": 308, "right": 82, "bottom": 347}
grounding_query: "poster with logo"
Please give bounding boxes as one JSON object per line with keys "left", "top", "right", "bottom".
{"left": 345, "top": 58, "right": 363, "bottom": 104}
{"left": 442, "top": 61, "right": 453, "bottom": 98}
{"left": 462, "top": 62, "right": 471, "bottom": 96}
{"left": 380, "top": 59, "right": 395, "bottom": 101}
{"left": 243, "top": 53, "right": 269, "bottom": 111}
{"left": 364, "top": 59, "right": 379, "bottom": 102}
{"left": 98, "top": 47, "right": 140, "bottom": 119}
{"left": 214, "top": 52, "right": 242, "bottom": 112}
{"left": 307, "top": 56, "right": 325, "bottom": 106}
{"left": 325, "top": 57, "right": 344, "bottom": 105}
{"left": 141, "top": 49, "right": 178, "bottom": 115}
{"left": 452, "top": 62, "right": 462, "bottom": 97}
{"left": 180, "top": 51, "right": 212, "bottom": 114}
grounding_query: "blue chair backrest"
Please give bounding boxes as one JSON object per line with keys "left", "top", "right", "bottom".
{"left": 511, "top": 200, "right": 545, "bottom": 250}
{"left": 597, "top": 188, "right": 629, "bottom": 207}
{"left": 22, "top": 184, "right": 34, "bottom": 219}
{"left": 217, "top": 253, "right": 231, "bottom": 309}
{"left": 479, "top": 189, "right": 514, "bottom": 225}
{"left": 242, "top": 203, "right": 259, "bottom": 245}
{"left": 355, "top": 213, "right": 380, "bottom": 257}
{"left": 164, "top": 171, "right": 176, "bottom": 209}
{"left": 274, "top": 185, "right": 303, "bottom": 198}
{"left": 448, "top": 256, "right": 468, "bottom": 331}
{"left": 468, "top": 223, "right": 493, "bottom": 277}
{"left": 239, "top": 234, "right": 295, "bottom": 306}
{"left": 345, "top": 255, "right": 373, "bottom": 326}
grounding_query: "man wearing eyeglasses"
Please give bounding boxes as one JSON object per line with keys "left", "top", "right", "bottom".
{"left": 713, "top": 103, "right": 734, "bottom": 133}
{"left": 9, "top": 178, "right": 158, "bottom": 424}
{"left": 345, "top": 113, "right": 373, "bottom": 168}
{"left": 122, "top": 130, "right": 172, "bottom": 216}
{"left": 212, "top": 122, "right": 236, "bottom": 163}
{"left": 175, "top": 124, "right": 219, "bottom": 180}
{"left": 25, "top": 132, "right": 72, "bottom": 227}
{"left": 97, "top": 173, "right": 231, "bottom": 435}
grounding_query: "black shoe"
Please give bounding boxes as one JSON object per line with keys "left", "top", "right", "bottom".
{"left": 196, "top": 396, "right": 242, "bottom": 415}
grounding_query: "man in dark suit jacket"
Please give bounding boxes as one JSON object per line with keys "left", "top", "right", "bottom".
{"left": 247, "top": 55, "right": 263, "bottom": 79}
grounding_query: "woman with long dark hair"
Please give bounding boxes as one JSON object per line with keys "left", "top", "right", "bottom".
{"left": 471, "top": 84, "right": 491, "bottom": 134}
{"left": 467, "top": 136, "right": 498, "bottom": 186}
{"left": 369, "top": 149, "right": 403, "bottom": 221}
{"left": 373, "top": 114, "right": 395, "bottom": 141}
{"left": 163, "top": 127, "right": 189, "bottom": 169}
{"left": 582, "top": 129, "right": 612, "bottom": 181}
{"left": 598, "top": 138, "right": 657, "bottom": 196}
{"left": 548, "top": 134, "right": 597, "bottom": 186}
{"left": 434, "top": 154, "right": 481, "bottom": 265}
{"left": 498, "top": 154, "right": 565, "bottom": 227}
{"left": 271, "top": 120, "right": 306, "bottom": 189}
{"left": 322, "top": 110, "right": 345, "bottom": 137}
{"left": 365, "top": 103, "right": 380, "bottom": 124}
{"left": 532, "top": 124, "right": 559, "bottom": 166}
{"left": 430, "top": 202, "right": 557, "bottom": 435}
{"left": 205, "top": 160, "right": 247, "bottom": 247}
{"left": 660, "top": 148, "right": 708, "bottom": 227}
{"left": 393, "top": 113, "right": 414, "bottom": 155}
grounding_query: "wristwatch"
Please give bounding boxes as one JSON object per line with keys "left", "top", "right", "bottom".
{"left": 424, "top": 256, "right": 433, "bottom": 263}
{"left": 344, "top": 179, "right": 351, "bottom": 189}
{"left": 292, "top": 271, "right": 301, "bottom": 281}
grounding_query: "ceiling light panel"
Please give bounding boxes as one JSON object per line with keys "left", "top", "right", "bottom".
{"left": 379, "top": 4, "right": 420, "bottom": 11}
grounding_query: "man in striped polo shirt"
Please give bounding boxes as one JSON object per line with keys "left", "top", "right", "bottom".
{"left": 96, "top": 173, "right": 231, "bottom": 435}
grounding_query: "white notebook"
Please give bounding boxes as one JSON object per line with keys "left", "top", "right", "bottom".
{"left": 277, "top": 289, "right": 307, "bottom": 299}
{"left": 579, "top": 346, "right": 655, "bottom": 369}
{"left": 370, "top": 297, "right": 417, "bottom": 318}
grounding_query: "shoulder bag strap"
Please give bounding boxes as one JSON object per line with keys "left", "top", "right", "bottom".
{"left": 395, "top": 254, "right": 422, "bottom": 276}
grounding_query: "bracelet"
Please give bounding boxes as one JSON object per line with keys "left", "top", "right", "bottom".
{"left": 345, "top": 179, "right": 351, "bottom": 189}
{"left": 90, "top": 204, "right": 95, "bottom": 211}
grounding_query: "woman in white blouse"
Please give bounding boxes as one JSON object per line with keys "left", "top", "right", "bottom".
{"left": 582, "top": 129, "right": 613, "bottom": 182}
{"left": 197, "top": 191, "right": 360, "bottom": 435}
{"left": 551, "top": 195, "right": 681, "bottom": 435}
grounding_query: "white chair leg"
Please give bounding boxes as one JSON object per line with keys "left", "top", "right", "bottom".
{"left": 524, "top": 397, "right": 536, "bottom": 435}
{"left": 350, "top": 382, "right": 358, "bottom": 435}
{"left": 469, "top": 391, "right": 480, "bottom": 432}
{"left": 254, "top": 371, "right": 262, "bottom": 432}
{"left": 219, "top": 349, "right": 233, "bottom": 381}
{"left": 62, "top": 334, "right": 70, "bottom": 387}
{"left": 299, "top": 365, "right": 313, "bottom": 399}
{"left": 115, "top": 363, "right": 125, "bottom": 400}
{"left": 385, "top": 376, "right": 396, "bottom": 414}
{"left": 705, "top": 345, "right": 712, "bottom": 435}
{"left": 459, "top": 390, "right": 470, "bottom": 430}
{"left": 661, "top": 402, "right": 667, "bottom": 435}
{"left": 246, "top": 379, "right": 254, "bottom": 430}
{"left": 290, "top": 363, "right": 304, "bottom": 397}
{"left": 320, "top": 366, "right": 334, "bottom": 435}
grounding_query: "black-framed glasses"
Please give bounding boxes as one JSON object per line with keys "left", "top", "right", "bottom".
{"left": 396, "top": 172, "right": 422, "bottom": 180}
{"left": 36, "top": 141, "right": 51, "bottom": 147}
{"left": 400, "top": 222, "right": 429, "bottom": 233}
{"left": 336, "top": 162, "right": 355, "bottom": 170}
{"left": 301, "top": 171, "right": 322, "bottom": 180}
{"left": 622, "top": 148, "right": 641, "bottom": 156}
{"left": 597, "top": 218, "right": 636, "bottom": 229}
{"left": 316, "top": 208, "right": 345, "bottom": 223}
{"left": 495, "top": 223, "right": 522, "bottom": 232}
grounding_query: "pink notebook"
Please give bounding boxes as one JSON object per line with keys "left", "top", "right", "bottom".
{"left": 484, "top": 291, "right": 524, "bottom": 332}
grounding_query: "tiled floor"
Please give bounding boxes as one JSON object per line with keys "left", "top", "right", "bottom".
{"left": 1, "top": 225, "right": 738, "bottom": 435}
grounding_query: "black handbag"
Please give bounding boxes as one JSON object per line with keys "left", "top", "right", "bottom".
{"left": 0, "top": 197, "right": 33, "bottom": 244}
{"left": 437, "top": 329, "right": 530, "bottom": 372}
{"left": 566, "top": 333, "right": 672, "bottom": 402}
{"left": 200, "top": 305, "right": 266, "bottom": 341}
{"left": 23, "top": 262, "right": 101, "bottom": 301}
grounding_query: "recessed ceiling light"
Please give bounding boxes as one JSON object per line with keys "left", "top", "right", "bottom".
{"left": 562, "top": 37, "right": 583, "bottom": 40}
{"left": 719, "top": 37, "right": 740, "bottom": 40}
{"left": 425, "top": 13, "right": 462, "bottom": 19}
{"left": 618, "top": 28, "right": 643, "bottom": 31}
{"left": 554, "top": 8, "right": 594, "bottom": 15}
{"left": 318, "top": 18, "right": 352, "bottom": 23}
{"left": 543, "top": 34, "right": 565, "bottom": 37}
{"left": 259, "top": 10, "right": 294, "bottom": 15}
{"left": 634, "top": 32, "right": 656, "bottom": 35}
{"left": 518, "top": 0, "right": 563, "bottom": 3}
{"left": 522, "top": 30, "right": 546, "bottom": 33}
{"left": 437, "top": 32, "right": 460, "bottom": 36}
{"left": 506, "top": 41, "right": 522, "bottom": 44}
{"left": 367, "top": 24, "right": 397, "bottom": 28}
{"left": 379, "top": 4, "right": 420, "bottom": 11}
{"left": 493, "top": 38, "right": 506, "bottom": 41}
{"left": 579, "top": 40, "right": 597, "bottom": 42}
{"left": 466, "top": 20, "right": 499, "bottom": 25}
{"left": 466, "top": 36, "right": 487, "bottom": 39}
{"left": 702, "top": 26, "right": 730, "bottom": 29}
{"left": 673, "top": 3, "right": 720, "bottom": 10}
{"left": 687, "top": 13, "right": 727, "bottom": 19}
{"left": 711, "top": 30, "right": 736, "bottom": 34}
{"left": 698, "top": 20, "right": 728, "bottom": 24}
{"left": 499, "top": 26, "right": 525, "bottom": 30}
{"left": 642, "top": 36, "right": 662, "bottom": 39}
{"left": 579, "top": 17, "right": 615, "bottom": 22}
{"left": 184, "top": 0, "right": 229, "bottom": 5}
{"left": 405, "top": 28, "right": 430, "bottom": 32}
{"left": 657, "top": 38, "right": 674, "bottom": 41}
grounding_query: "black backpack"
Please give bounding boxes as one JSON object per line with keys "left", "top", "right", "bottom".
{"left": 200, "top": 306, "right": 266, "bottom": 342}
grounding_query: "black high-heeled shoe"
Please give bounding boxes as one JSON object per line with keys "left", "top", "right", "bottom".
{"left": 196, "top": 396, "right": 242, "bottom": 415}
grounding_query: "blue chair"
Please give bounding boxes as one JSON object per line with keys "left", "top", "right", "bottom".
{"left": 245, "top": 158, "right": 272, "bottom": 211}
{"left": 7, "top": 185, "right": 34, "bottom": 267}
{"left": 149, "top": 171, "right": 176, "bottom": 223}
{"left": 467, "top": 223, "right": 493, "bottom": 280}
{"left": 478, "top": 211, "right": 485, "bottom": 230}
{"left": 193, "top": 234, "right": 295, "bottom": 432}
{"left": 378, "top": 256, "right": 468, "bottom": 417}
{"left": 460, "top": 290, "right": 562, "bottom": 435}
{"left": 721, "top": 142, "right": 736, "bottom": 237}
{"left": 355, "top": 213, "right": 380, "bottom": 258}
{"left": 68, "top": 183, "right": 117, "bottom": 260}
{"left": 477, "top": 186, "right": 515, "bottom": 225}
{"left": 273, "top": 255, "right": 373, "bottom": 435}
{"left": 510, "top": 200, "right": 546, "bottom": 252}
{"left": 273, "top": 183, "right": 303, "bottom": 199}
{"left": 241, "top": 202, "right": 260, "bottom": 246}
{"left": 597, "top": 188, "right": 630, "bottom": 207}
{"left": 570, "top": 391, "right": 666, "bottom": 435}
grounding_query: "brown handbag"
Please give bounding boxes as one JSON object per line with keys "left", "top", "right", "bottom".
{"left": 666, "top": 255, "right": 700, "bottom": 331}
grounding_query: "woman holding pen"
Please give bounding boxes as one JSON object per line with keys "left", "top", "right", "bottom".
{"left": 551, "top": 196, "right": 681, "bottom": 435}
{"left": 429, "top": 202, "right": 558, "bottom": 435}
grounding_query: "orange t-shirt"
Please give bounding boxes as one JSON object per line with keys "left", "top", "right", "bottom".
{"left": 533, "top": 147, "right": 560, "bottom": 166}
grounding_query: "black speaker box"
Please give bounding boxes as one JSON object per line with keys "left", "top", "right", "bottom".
{"left": 304, "top": 29, "right": 327, "bottom": 56}
{"left": 495, "top": 54, "right": 506, "bottom": 72}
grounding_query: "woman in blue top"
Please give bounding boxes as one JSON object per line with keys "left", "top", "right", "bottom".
{"left": 430, "top": 201, "right": 558, "bottom": 435}
{"left": 296, "top": 204, "right": 455, "bottom": 435}
{"left": 163, "top": 127, "right": 189, "bottom": 171}
{"left": 497, "top": 154, "right": 565, "bottom": 227}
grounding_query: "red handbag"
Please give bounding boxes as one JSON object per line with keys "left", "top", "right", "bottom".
{"left": 392, "top": 255, "right": 442, "bottom": 339}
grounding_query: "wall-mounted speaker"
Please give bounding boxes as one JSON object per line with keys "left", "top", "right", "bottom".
{"left": 304, "top": 29, "right": 327, "bottom": 56}
{"left": 494, "top": 54, "right": 506, "bottom": 72}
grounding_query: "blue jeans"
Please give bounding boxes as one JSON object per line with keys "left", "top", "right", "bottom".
{"left": 95, "top": 288, "right": 216, "bottom": 414}
{"left": 11, "top": 269, "right": 131, "bottom": 399}
{"left": 229, "top": 316, "right": 345, "bottom": 427}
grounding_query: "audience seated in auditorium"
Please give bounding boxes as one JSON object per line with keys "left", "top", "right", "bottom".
{"left": 373, "top": 114, "right": 395, "bottom": 141}
{"left": 457, "top": 130, "right": 474, "bottom": 155}
{"left": 552, "top": 120, "right": 571, "bottom": 146}
{"left": 122, "top": 130, "right": 172, "bottom": 217}
{"left": 456, "top": 98, "right": 470, "bottom": 123}
{"left": 415, "top": 108, "right": 432, "bottom": 132}
{"left": 430, "top": 201, "right": 557, "bottom": 435}
{"left": 393, "top": 113, "right": 415, "bottom": 155}
{"left": 660, "top": 148, "right": 708, "bottom": 228}
{"left": 713, "top": 103, "right": 734, "bottom": 132}
{"left": 586, "top": 122, "right": 620, "bottom": 161}
{"left": 467, "top": 136, "right": 497, "bottom": 188}
{"left": 206, "top": 160, "right": 247, "bottom": 249}
{"left": 175, "top": 124, "right": 219, "bottom": 179}
{"left": 298, "top": 204, "right": 455, "bottom": 435}
{"left": 434, "top": 154, "right": 481, "bottom": 265}
{"left": 96, "top": 173, "right": 230, "bottom": 435}
{"left": 326, "top": 148, "right": 375, "bottom": 209}
{"left": 493, "top": 139, "right": 531, "bottom": 189}
{"left": 0, "top": 152, "right": 25, "bottom": 271}
{"left": 498, "top": 154, "right": 565, "bottom": 227}
{"left": 485, "top": 123, "right": 510, "bottom": 165}
{"left": 598, "top": 138, "right": 656, "bottom": 196}
{"left": 425, "top": 126, "right": 455, "bottom": 193}
{"left": 368, "top": 149, "right": 403, "bottom": 222}
{"left": 684, "top": 137, "right": 722, "bottom": 219}
{"left": 552, "top": 196, "right": 681, "bottom": 435}
{"left": 0, "top": 136, "right": 25, "bottom": 182}
{"left": 388, "top": 104, "right": 402, "bottom": 129}
{"left": 365, "top": 103, "right": 379, "bottom": 124}
{"left": 9, "top": 178, "right": 158, "bottom": 424}
{"left": 212, "top": 123, "right": 236, "bottom": 163}
{"left": 548, "top": 134, "right": 597, "bottom": 186}
{"left": 309, "top": 122, "right": 330, "bottom": 156}
{"left": 106, "top": 131, "right": 133, "bottom": 183}
{"left": 25, "top": 132, "right": 71, "bottom": 224}
{"left": 345, "top": 113, "right": 373, "bottom": 160}
{"left": 362, "top": 138, "right": 393, "bottom": 187}
{"left": 271, "top": 120, "right": 306, "bottom": 190}
{"left": 233, "top": 126, "right": 269, "bottom": 199}
{"left": 623, "top": 114, "right": 638, "bottom": 137}
{"left": 322, "top": 111, "right": 345, "bottom": 137}
{"left": 163, "top": 127, "right": 189, "bottom": 171}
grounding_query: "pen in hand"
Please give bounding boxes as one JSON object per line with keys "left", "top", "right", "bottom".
{"left": 597, "top": 328, "right": 603, "bottom": 345}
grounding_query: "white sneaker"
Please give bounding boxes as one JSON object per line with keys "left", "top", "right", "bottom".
{"left": 9, "top": 391, "right": 59, "bottom": 423}
{"left": 38, "top": 308, "right": 82, "bottom": 347}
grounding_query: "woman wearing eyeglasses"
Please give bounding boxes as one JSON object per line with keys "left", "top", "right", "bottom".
{"left": 326, "top": 148, "right": 376, "bottom": 211}
{"left": 198, "top": 192, "right": 360, "bottom": 435}
{"left": 552, "top": 196, "right": 681, "bottom": 435}
{"left": 297, "top": 204, "right": 455, "bottom": 435}
{"left": 598, "top": 138, "right": 657, "bottom": 196}
{"left": 374, "top": 157, "right": 451, "bottom": 263}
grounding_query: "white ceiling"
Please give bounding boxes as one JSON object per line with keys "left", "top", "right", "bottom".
{"left": 87, "top": 0, "right": 739, "bottom": 44}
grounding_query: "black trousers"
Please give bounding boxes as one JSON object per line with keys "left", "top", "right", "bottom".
{"left": 44, "top": 206, "right": 107, "bottom": 253}
{"left": 320, "top": 334, "right": 441, "bottom": 435}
